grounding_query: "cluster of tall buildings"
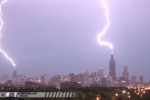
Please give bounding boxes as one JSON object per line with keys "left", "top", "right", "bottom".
{"left": 0, "top": 54, "right": 145, "bottom": 88}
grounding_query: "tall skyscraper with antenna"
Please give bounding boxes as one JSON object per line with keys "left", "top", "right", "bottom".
{"left": 109, "top": 54, "right": 116, "bottom": 81}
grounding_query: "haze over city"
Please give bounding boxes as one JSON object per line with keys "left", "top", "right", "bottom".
{"left": 0, "top": 0, "right": 150, "bottom": 81}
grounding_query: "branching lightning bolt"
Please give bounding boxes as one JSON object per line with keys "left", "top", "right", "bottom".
{"left": 0, "top": 0, "right": 16, "bottom": 67}
{"left": 97, "top": 0, "right": 113, "bottom": 54}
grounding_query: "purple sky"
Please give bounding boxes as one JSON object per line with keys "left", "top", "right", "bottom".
{"left": 0, "top": 0, "right": 150, "bottom": 81}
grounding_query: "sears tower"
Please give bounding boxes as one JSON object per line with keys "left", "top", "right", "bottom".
{"left": 109, "top": 54, "right": 116, "bottom": 81}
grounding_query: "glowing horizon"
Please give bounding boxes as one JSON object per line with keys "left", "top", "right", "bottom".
{"left": 0, "top": 0, "right": 16, "bottom": 67}
{"left": 97, "top": 0, "right": 113, "bottom": 54}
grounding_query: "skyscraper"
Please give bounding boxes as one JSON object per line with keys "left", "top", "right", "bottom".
{"left": 97, "top": 68, "right": 104, "bottom": 78}
{"left": 69, "top": 73, "right": 75, "bottom": 82}
{"left": 139, "top": 76, "right": 143, "bottom": 84}
{"left": 123, "top": 66, "right": 129, "bottom": 81}
{"left": 131, "top": 76, "right": 136, "bottom": 84}
{"left": 13, "top": 70, "right": 17, "bottom": 85}
{"left": 109, "top": 54, "right": 116, "bottom": 81}
{"left": 41, "top": 74, "right": 48, "bottom": 84}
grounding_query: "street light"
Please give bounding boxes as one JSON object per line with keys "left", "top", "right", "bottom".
{"left": 115, "top": 93, "right": 118, "bottom": 97}
{"left": 128, "top": 95, "right": 131, "bottom": 98}
{"left": 96, "top": 95, "right": 101, "bottom": 100}
{"left": 122, "top": 90, "right": 126, "bottom": 94}
{"left": 96, "top": 97, "right": 100, "bottom": 100}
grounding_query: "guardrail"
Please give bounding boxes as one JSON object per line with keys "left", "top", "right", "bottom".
{"left": 0, "top": 92, "right": 81, "bottom": 99}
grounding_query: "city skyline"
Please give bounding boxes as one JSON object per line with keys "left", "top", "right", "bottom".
{"left": 0, "top": 0, "right": 150, "bottom": 81}
{"left": 0, "top": 62, "right": 146, "bottom": 87}
{"left": 0, "top": 53, "right": 147, "bottom": 82}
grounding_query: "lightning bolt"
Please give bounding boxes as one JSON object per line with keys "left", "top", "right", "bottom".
{"left": 97, "top": 0, "right": 113, "bottom": 54}
{"left": 0, "top": 0, "right": 16, "bottom": 67}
